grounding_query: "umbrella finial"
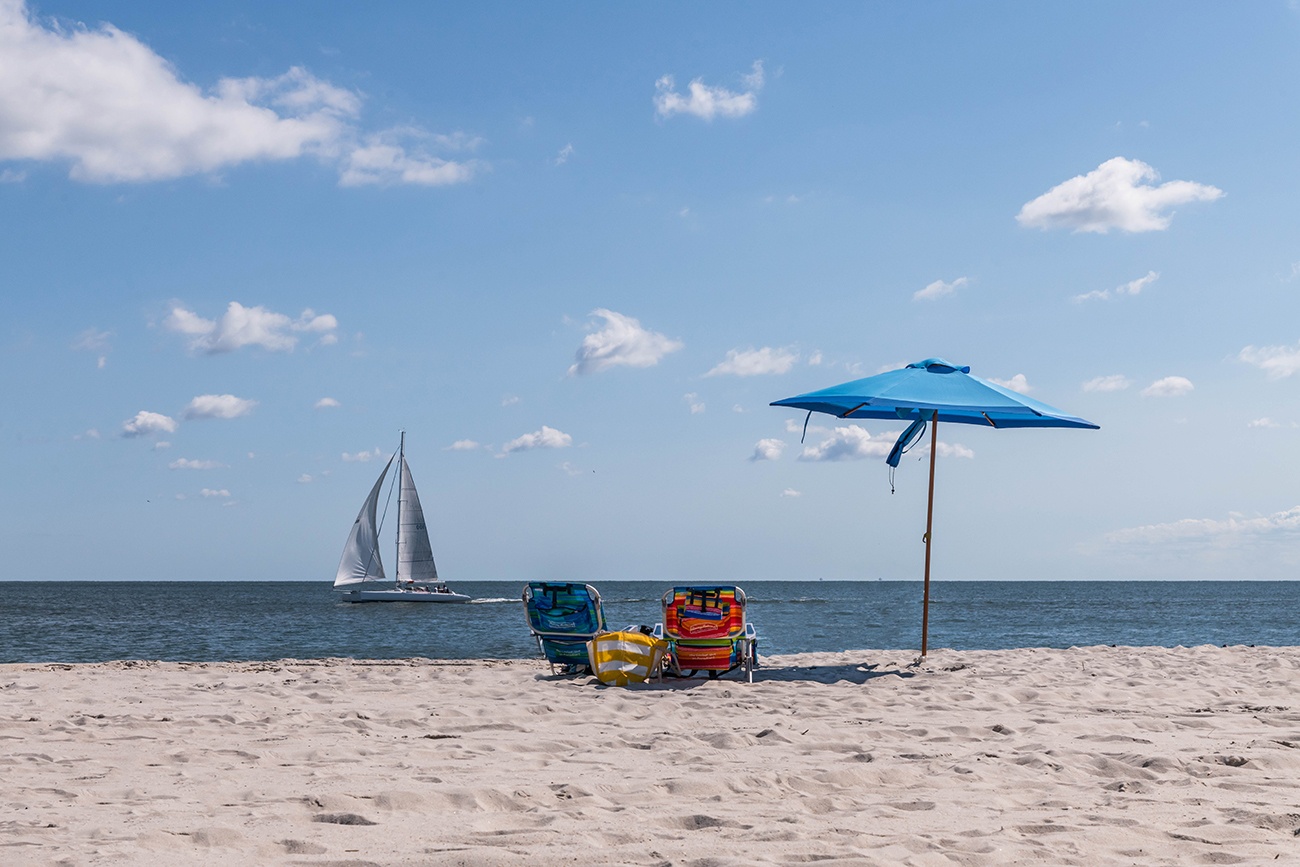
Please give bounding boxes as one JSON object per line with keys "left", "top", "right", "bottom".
{"left": 907, "top": 358, "right": 970, "bottom": 374}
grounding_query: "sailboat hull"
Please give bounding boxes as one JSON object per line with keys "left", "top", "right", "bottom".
{"left": 339, "top": 588, "right": 471, "bottom": 603}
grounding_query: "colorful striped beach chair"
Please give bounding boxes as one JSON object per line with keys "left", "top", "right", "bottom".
{"left": 658, "top": 585, "right": 758, "bottom": 683}
{"left": 522, "top": 582, "right": 607, "bottom": 675}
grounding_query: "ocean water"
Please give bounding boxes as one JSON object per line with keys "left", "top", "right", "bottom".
{"left": 1, "top": 580, "right": 1298, "bottom": 664}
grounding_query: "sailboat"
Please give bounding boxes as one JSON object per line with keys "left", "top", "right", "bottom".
{"left": 333, "top": 432, "right": 470, "bottom": 603}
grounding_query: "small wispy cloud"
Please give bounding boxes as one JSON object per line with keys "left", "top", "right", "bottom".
{"left": 568, "top": 309, "right": 682, "bottom": 376}
{"left": 169, "top": 458, "right": 224, "bottom": 470}
{"left": 184, "top": 394, "right": 257, "bottom": 420}
{"left": 315, "top": 397, "right": 340, "bottom": 409}
{"left": 502, "top": 425, "right": 572, "bottom": 455}
{"left": 121, "top": 410, "right": 177, "bottom": 438}
{"left": 71, "top": 328, "right": 112, "bottom": 368}
{"left": 799, "top": 425, "right": 895, "bottom": 462}
{"left": 1074, "top": 270, "right": 1159, "bottom": 303}
{"left": 989, "top": 374, "right": 1031, "bottom": 394}
{"left": 706, "top": 346, "right": 799, "bottom": 377}
{"left": 913, "top": 277, "right": 969, "bottom": 301}
{"left": 1141, "top": 376, "right": 1194, "bottom": 397}
{"left": 684, "top": 393, "right": 706, "bottom": 414}
{"left": 1106, "top": 506, "right": 1300, "bottom": 546}
{"left": 297, "top": 474, "right": 314, "bottom": 484}
{"left": 654, "top": 61, "right": 764, "bottom": 121}
{"left": 1239, "top": 342, "right": 1300, "bottom": 379}
{"left": 554, "top": 143, "right": 574, "bottom": 166}
{"left": 445, "top": 439, "right": 482, "bottom": 452}
{"left": 1083, "top": 375, "right": 1132, "bottom": 393}
{"left": 749, "top": 438, "right": 785, "bottom": 462}
{"left": 199, "top": 488, "right": 232, "bottom": 499}
{"left": 1248, "top": 418, "right": 1280, "bottom": 429}
{"left": 781, "top": 488, "right": 801, "bottom": 498}
{"left": 1017, "top": 157, "right": 1222, "bottom": 233}
{"left": 165, "top": 302, "right": 337, "bottom": 354}
{"left": 342, "top": 448, "right": 383, "bottom": 462}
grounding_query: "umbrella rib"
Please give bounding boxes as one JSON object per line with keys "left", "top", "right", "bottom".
{"left": 981, "top": 412, "right": 997, "bottom": 428}
{"left": 838, "top": 402, "right": 868, "bottom": 418}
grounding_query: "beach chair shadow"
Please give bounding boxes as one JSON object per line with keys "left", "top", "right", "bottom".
{"left": 656, "top": 586, "right": 759, "bottom": 683}
{"left": 522, "top": 582, "right": 607, "bottom": 675}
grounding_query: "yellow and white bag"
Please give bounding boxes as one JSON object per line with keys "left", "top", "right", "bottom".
{"left": 587, "top": 631, "right": 668, "bottom": 686}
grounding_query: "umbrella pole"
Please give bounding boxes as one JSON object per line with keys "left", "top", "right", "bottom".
{"left": 921, "top": 417, "right": 938, "bottom": 658}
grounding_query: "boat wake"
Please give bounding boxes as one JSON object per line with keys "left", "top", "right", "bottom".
{"left": 468, "top": 597, "right": 515, "bottom": 604}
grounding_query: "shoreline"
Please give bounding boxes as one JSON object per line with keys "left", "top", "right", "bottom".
{"left": 5, "top": 646, "right": 1299, "bottom": 865}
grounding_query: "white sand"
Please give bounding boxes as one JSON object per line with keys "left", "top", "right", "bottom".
{"left": 3, "top": 646, "right": 1299, "bottom": 865}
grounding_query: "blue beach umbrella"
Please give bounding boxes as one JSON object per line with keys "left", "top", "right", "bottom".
{"left": 771, "top": 358, "right": 1099, "bottom": 656}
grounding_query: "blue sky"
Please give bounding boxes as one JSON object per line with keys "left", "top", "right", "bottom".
{"left": 3, "top": 0, "right": 1299, "bottom": 583}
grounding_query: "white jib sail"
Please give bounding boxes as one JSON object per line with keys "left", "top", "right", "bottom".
{"left": 396, "top": 457, "right": 439, "bottom": 585}
{"left": 333, "top": 456, "right": 394, "bottom": 588}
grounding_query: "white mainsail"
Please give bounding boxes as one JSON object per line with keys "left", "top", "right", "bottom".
{"left": 333, "top": 456, "right": 394, "bottom": 588}
{"left": 396, "top": 457, "right": 439, "bottom": 585}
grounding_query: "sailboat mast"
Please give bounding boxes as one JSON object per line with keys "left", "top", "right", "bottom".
{"left": 395, "top": 430, "right": 404, "bottom": 589}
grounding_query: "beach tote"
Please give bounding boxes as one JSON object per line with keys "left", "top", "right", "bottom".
{"left": 587, "top": 631, "right": 668, "bottom": 686}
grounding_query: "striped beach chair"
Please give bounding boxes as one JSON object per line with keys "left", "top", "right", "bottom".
{"left": 522, "top": 582, "right": 607, "bottom": 675}
{"left": 659, "top": 585, "right": 758, "bottom": 683}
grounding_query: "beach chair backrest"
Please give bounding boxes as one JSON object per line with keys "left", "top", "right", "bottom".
{"left": 662, "top": 586, "right": 746, "bottom": 641}
{"left": 523, "top": 582, "right": 605, "bottom": 637}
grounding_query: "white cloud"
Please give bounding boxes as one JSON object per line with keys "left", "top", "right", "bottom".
{"left": 1248, "top": 418, "right": 1279, "bottom": 429}
{"left": 71, "top": 327, "right": 111, "bottom": 352}
{"left": 0, "top": 3, "right": 477, "bottom": 188}
{"left": 121, "top": 410, "right": 177, "bottom": 438}
{"left": 74, "top": 428, "right": 101, "bottom": 441}
{"left": 799, "top": 425, "right": 894, "bottom": 462}
{"left": 1106, "top": 506, "right": 1300, "bottom": 546}
{"left": 913, "top": 276, "right": 969, "bottom": 301}
{"left": 554, "top": 143, "right": 574, "bottom": 166}
{"left": 342, "top": 448, "right": 383, "bottom": 462}
{"left": 749, "top": 438, "right": 785, "bottom": 462}
{"left": 807, "top": 351, "right": 823, "bottom": 366}
{"left": 1074, "top": 270, "right": 1160, "bottom": 303}
{"left": 199, "top": 488, "right": 231, "bottom": 499}
{"left": 568, "top": 309, "right": 682, "bottom": 376}
{"left": 153, "top": 440, "right": 171, "bottom": 450}
{"left": 989, "top": 374, "right": 1031, "bottom": 394}
{"left": 338, "top": 129, "right": 478, "bottom": 188}
{"left": 1141, "top": 376, "right": 1194, "bottom": 397}
{"left": 798, "top": 424, "right": 972, "bottom": 462}
{"left": 1017, "top": 158, "right": 1222, "bottom": 233}
{"left": 781, "top": 488, "right": 802, "bottom": 498}
{"left": 315, "top": 397, "right": 340, "bottom": 409}
{"left": 1239, "top": 342, "right": 1300, "bottom": 379}
{"left": 559, "top": 461, "right": 584, "bottom": 476}
{"left": 168, "top": 458, "right": 224, "bottom": 470}
{"left": 445, "top": 439, "right": 482, "bottom": 451}
{"left": 502, "top": 425, "right": 572, "bottom": 455}
{"left": 501, "top": 395, "right": 521, "bottom": 407}
{"left": 165, "top": 302, "right": 337, "bottom": 354}
{"left": 297, "top": 474, "right": 314, "bottom": 484}
{"left": 684, "top": 393, "right": 705, "bottom": 414}
{"left": 183, "top": 394, "right": 257, "bottom": 420}
{"left": 0, "top": 168, "right": 25, "bottom": 183}
{"left": 1082, "top": 375, "right": 1131, "bottom": 393}
{"left": 706, "top": 346, "right": 799, "bottom": 377}
{"left": 654, "top": 61, "right": 764, "bottom": 121}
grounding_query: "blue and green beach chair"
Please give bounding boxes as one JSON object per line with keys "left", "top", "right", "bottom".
{"left": 521, "top": 582, "right": 607, "bottom": 675}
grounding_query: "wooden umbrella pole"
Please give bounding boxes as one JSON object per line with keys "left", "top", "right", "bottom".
{"left": 920, "top": 416, "right": 938, "bottom": 658}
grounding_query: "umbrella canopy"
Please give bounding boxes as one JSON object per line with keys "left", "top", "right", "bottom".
{"left": 771, "top": 358, "right": 1099, "bottom": 656}
{"left": 771, "top": 358, "right": 1099, "bottom": 430}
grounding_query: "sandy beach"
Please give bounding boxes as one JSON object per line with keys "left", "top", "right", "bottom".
{"left": 3, "top": 646, "right": 1299, "bottom": 865}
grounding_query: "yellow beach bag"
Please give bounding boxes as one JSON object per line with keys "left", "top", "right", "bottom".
{"left": 587, "top": 631, "right": 668, "bottom": 686}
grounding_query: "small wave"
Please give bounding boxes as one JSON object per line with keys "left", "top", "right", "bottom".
{"left": 468, "top": 597, "right": 516, "bottom": 604}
